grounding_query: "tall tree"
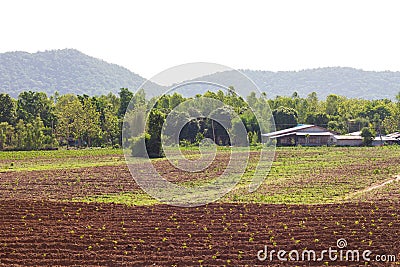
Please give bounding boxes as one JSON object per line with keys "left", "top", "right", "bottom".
{"left": 361, "top": 127, "right": 375, "bottom": 146}
{"left": 0, "top": 93, "right": 16, "bottom": 125}
{"left": 103, "top": 106, "right": 120, "bottom": 146}
{"left": 55, "top": 95, "right": 84, "bottom": 146}
{"left": 305, "top": 112, "right": 329, "bottom": 127}
{"left": 17, "top": 91, "right": 55, "bottom": 128}
{"left": 169, "top": 92, "right": 185, "bottom": 109}
{"left": 30, "top": 116, "right": 45, "bottom": 150}
{"left": 82, "top": 98, "right": 101, "bottom": 147}
{"left": 273, "top": 106, "right": 298, "bottom": 131}
{"left": 325, "top": 94, "right": 340, "bottom": 116}
{"left": 0, "top": 122, "right": 14, "bottom": 150}
{"left": 246, "top": 92, "right": 257, "bottom": 108}
{"left": 134, "top": 89, "right": 146, "bottom": 109}
{"left": 118, "top": 88, "right": 134, "bottom": 118}
{"left": 146, "top": 109, "right": 165, "bottom": 157}
{"left": 14, "top": 120, "right": 26, "bottom": 149}
{"left": 306, "top": 92, "right": 318, "bottom": 113}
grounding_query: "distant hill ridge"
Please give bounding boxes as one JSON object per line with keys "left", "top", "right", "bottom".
{"left": 240, "top": 67, "right": 400, "bottom": 100}
{"left": 0, "top": 49, "right": 399, "bottom": 100}
{"left": 0, "top": 49, "right": 149, "bottom": 98}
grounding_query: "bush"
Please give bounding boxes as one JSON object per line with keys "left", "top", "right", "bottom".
{"left": 146, "top": 109, "right": 165, "bottom": 158}
{"left": 179, "top": 139, "right": 192, "bottom": 147}
{"left": 113, "top": 144, "right": 120, "bottom": 149}
{"left": 146, "top": 136, "right": 164, "bottom": 158}
{"left": 361, "top": 127, "right": 375, "bottom": 146}
{"left": 130, "top": 133, "right": 150, "bottom": 157}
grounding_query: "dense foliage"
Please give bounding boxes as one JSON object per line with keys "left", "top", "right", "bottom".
{"left": 0, "top": 88, "right": 399, "bottom": 152}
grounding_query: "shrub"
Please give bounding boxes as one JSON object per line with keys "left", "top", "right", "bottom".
{"left": 361, "top": 127, "right": 375, "bottom": 146}
{"left": 113, "top": 144, "right": 120, "bottom": 149}
{"left": 146, "top": 109, "right": 165, "bottom": 158}
{"left": 130, "top": 133, "right": 150, "bottom": 157}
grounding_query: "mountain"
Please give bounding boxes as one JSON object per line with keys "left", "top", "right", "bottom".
{"left": 169, "top": 67, "right": 400, "bottom": 100}
{"left": 0, "top": 49, "right": 161, "bottom": 98}
{"left": 240, "top": 68, "right": 400, "bottom": 100}
{"left": 1, "top": 49, "right": 400, "bottom": 100}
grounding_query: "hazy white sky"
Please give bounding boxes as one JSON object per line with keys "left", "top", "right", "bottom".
{"left": 1, "top": 0, "right": 400, "bottom": 79}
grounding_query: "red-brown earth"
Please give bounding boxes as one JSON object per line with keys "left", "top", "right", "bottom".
{"left": 0, "top": 200, "right": 399, "bottom": 266}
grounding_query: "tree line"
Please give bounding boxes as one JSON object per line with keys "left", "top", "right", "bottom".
{"left": 0, "top": 88, "right": 399, "bottom": 151}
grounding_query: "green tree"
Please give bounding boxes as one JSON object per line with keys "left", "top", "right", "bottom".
{"left": 231, "top": 118, "right": 248, "bottom": 146}
{"left": 14, "top": 120, "right": 26, "bottom": 149}
{"left": 382, "top": 116, "right": 398, "bottom": 134}
{"left": 82, "top": 98, "right": 101, "bottom": 147}
{"left": 272, "top": 106, "right": 298, "bottom": 131}
{"left": 55, "top": 95, "right": 84, "bottom": 147}
{"left": 169, "top": 92, "right": 185, "bottom": 109}
{"left": 305, "top": 112, "right": 329, "bottom": 127}
{"left": 203, "top": 91, "right": 219, "bottom": 101}
{"left": 348, "top": 117, "right": 370, "bottom": 132}
{"left": 306, "top": 92, "right": 319, "bottom": 112}
{"left": 395, "top": 91, "right": 400, "bottom": 117}
{"left": 361, "top": 127, "right": 375, "bottom": 146}
{"left": 0, "top": 93, "right": 16, "bottom": 125}
{"left": 250, "top": 131, "right": 259, "bottom": 145}
{"left": 12, "top": 117, "right": 45, "bottom": 150}
{"left": 118, "top": 88, "right": 134, "bottom": 118}
{"left": 30, "top": 116, "right": 45, "bottom": 150}
{"left": 327, "top": 119, "right": 347, "bottom": 134}
{"left": 17, "top": 91, "right": 54, "bottom": 128}
{"left": 131, "top": 133, "right": 150, "bottom": 157}
{"left": 325, "top": 94, "right": 340, "bottom": 116}
{"left": 180, "top": 119, "right": 200, "bottom": 144}
{"left": 224, "top": 87, "right": 247, "bottom": 114}
{"left": 246, "top": 92, "right": 257, "bottom": 107}
{"left": 146, "top": 109, "right": 165, "bottom": 157}
{"left": 209, "top": 107, "right": 233, "bottom": 145}
{"left": 366, "top": 104, "right": 391, "bottom": 122}
{"left": 0, "top": 122, "right": 14, "bottom": 150}
{"left": 103, "top": 106, "right": 120, "bottom": 146}
{"left": 134, "top": 89, "right": 146, "bottom": 109}
{"left": 163, "top": 110, "right": 190, "bottom": 144}
{"left": 240, "top": 110, "right": 259, "bottom": 134}
{"left": 154, "top": 95, "right": 170, "bottom": 111}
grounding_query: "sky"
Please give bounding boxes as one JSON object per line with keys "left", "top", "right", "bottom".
{"left": 1, "top": 0, "right": 400, "bottom": 80}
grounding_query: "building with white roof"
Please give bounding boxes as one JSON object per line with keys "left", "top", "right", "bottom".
{"left": 262, "top": 124, "right": 334, "bottom": 146}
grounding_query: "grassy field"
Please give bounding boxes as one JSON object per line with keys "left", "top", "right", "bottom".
{"left": 0, "top": 148, "right": 124, "bottom": 172}
{"left": 225, "top": 146, "right": 400, "bottom": 204}
{"left": 2, "top": 146, "right": 399, "bottom": 205}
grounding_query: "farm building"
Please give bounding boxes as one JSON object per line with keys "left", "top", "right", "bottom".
{"left": 333, "top": 131, "right": 399, "bottom": 146}
{"left": 262, "top": 124, "right": 334, "bottom": 146}
{"left": 263, "top": 126, "right": 400, "bottom": 147}
{"left": 372, "top": 136, "right": 399, "bottom": 146}
{"left": 332, "top": 135, "right": 363, "bottom": 146}
{"left": 387, "top": 132, "right": 400, "bottom": 139}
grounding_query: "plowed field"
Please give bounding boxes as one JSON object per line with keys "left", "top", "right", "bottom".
{"left": 1, "top": 200, "right": 399, "bottom": 266}
{"left": 1, "top": 147, "right": 400, "bottom": 266}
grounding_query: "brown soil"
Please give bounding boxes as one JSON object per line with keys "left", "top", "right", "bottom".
{"left": 0, "top": 152, "right": 261, "bottom": 201}
{"left": 0, "top": 200, "right": 399, "bottom": 266}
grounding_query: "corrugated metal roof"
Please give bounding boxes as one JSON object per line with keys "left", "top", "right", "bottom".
{"left": 262, "top": 124, "right": 315, "bottom": 137}
{"left": 268, "top": 131, "right": 333, "bottom": 139}
{"left": 387, "top": 132, "right": 400, "bottom": 138}
{"left": 348, "top": 131, "right": 361, "bottom": 136}
{"left": 296, "top": 132, "right": 333, "bottom": 136}
{"left": 267, "top": 132, "right": 297, "bottom": 139}
{"left": 374, "top": 136, "right": 398, "bottom": 141}
{"left": 333, "top": 135, "right": 363, "bottom": 140}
